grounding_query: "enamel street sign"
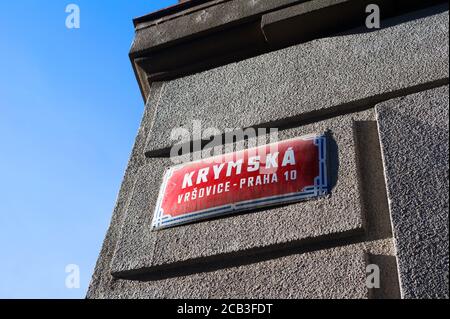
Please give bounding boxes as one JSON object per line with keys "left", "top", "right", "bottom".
{"left": 152, "top": 134, "right": 328, "bottom": 230}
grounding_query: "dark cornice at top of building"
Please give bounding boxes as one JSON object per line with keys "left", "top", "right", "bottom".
{"left": 133, "top": 0, "right": 221, "bottom": 29}
{"left": 129, "top": 0, "right": 448, "bottom": 102}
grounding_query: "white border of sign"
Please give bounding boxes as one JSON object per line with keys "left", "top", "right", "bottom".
{"left": 151, "top": 134, "right": 328, "bottom": 230}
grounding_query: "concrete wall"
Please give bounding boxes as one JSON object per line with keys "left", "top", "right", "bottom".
{"left": 376, "top": 86, "right": 449, "bottom": 298}
{"left": 87, "top": 3, "right": 449, "bottom": 299}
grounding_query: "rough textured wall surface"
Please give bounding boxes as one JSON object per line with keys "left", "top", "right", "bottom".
{"left": 88, "top": 107, "right": 397, "bottom": 298}
{"left": 87, "top": 7, "right": 449, "bottom": 299}
{"left": 144, "top": 11, "right": 449, "bottom": 155}
{"left": 111, "top": 113, "right": 367, "bottom": 277}
{"left": 376, "top": 86, "right": 449, "bottom": 299}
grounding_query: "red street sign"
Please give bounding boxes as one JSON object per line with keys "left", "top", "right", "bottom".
{"left": 152, "top": 134, "right": 328, "bottom": 230}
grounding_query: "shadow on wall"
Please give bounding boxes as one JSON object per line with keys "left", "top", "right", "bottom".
{"left": 367, "top": 254, "right": 401, "bottom": 299}
{"left": 326, "top": 130, "right": 339, "bottom": 194}
{"left": 377, "top": 98, "right": 449, "bottom": 299}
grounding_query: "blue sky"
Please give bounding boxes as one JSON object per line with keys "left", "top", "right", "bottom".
{"left": 0, "top": 0, "right": 176, "bottom": 299}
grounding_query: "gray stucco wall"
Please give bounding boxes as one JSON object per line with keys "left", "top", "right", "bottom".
{"left": 87, "top": 7, "right": 449, "bottom": 299}
{"left": 111, "top": 112, "right": 368, "bottom": 277}
{"left": 89, "top": 107, "right": 397, "bottom": 299}
{"left": 144, "top": 10, "right": 448, "bottom": 156}
{"left": 376, "top": 86, "right": 449, "bottom": 299}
